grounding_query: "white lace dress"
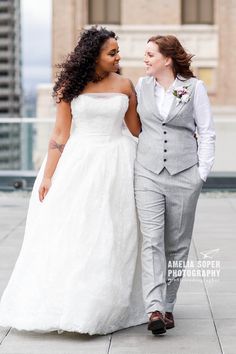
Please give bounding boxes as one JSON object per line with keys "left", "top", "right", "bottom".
{"left": 0, "top": 93, "right": 147, "bottom": 335}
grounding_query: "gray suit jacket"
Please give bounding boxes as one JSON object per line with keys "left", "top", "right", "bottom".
{"left": 136, "top": 76, "right": 198, "bottom": 175}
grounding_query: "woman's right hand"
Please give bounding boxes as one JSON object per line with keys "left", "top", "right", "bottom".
{"left": 38, "top": 177, "right": 52, "bottom": 202}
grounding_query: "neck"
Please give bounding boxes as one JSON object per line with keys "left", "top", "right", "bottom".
{"left": 155, "top": 71, "right": 175, "bottom": 90}
{"left": 93, "top": 70, "right": 109, "bottom": 83}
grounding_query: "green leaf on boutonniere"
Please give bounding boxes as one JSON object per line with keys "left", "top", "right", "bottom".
{"left": 173, "top": 90, "right": 177, "bottom": 97}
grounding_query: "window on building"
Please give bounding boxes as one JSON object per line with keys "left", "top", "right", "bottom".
{"left": 0, "top": 95, "right": 8, "bottom": 101}
{"left": 0, "top": 109, "right": 8, "bottom": 113}
{"left": 0, "top": 33, "right": 9, "bottom": 38}
{"left": 0, "top": 20, "right": 12, "bottom": 25}
{"left": 0, "top": 58, "right": 9, "bottom": 63}
{"left": 182, "top": 0, "right": 214, "bottom": 24}
{"left": 0, "top": 133, "right": 9, "bottom": 139}
{"left": 89, "top": 0, "right": 120, "bottom": 24}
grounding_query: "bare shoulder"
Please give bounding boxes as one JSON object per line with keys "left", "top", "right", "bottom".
{"left": 122, "top": 77, "right": 136, "bottom": 98}
{"left": 108, "top": 73, "right": 135, "bottom": 97}
{"left": 114, "top": 74, "right": 135, "bottom": 96}
{"left": 57, "top": 99, "right": 71, "bottom": 109}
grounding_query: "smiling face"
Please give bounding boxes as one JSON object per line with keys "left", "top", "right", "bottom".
{"left": 96, "top": 38, "right": 120, "bottom": 74}
{"left": 144, "top": 41, "right": 172, "bottom": 77}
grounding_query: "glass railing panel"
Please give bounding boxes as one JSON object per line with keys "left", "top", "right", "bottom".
{"left": 0, "top": 118, "right": 54, "bottom": 171}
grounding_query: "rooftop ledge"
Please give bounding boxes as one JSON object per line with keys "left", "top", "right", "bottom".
{"left": 0, "top": 170, "right": 235, "bottom": 192}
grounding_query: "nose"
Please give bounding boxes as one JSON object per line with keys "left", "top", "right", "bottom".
{"left": 116, "top": 53, "right": 121, "bottom": 61}
{"left": 144, "top": 54, "right": 148, "bottom": 63}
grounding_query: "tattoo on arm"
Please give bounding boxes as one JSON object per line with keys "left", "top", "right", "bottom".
{"left": 49, "top": 139, "right": 65, "bottom": 153}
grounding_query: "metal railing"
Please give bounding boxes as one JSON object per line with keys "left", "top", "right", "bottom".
{"left": 0, "top": 117, "right": 236, "bottom": 191}
{"left": 0, "top": 117, "right": 54, "bottom": 172}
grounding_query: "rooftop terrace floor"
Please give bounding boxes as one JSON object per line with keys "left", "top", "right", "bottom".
{"left": 0, "top": 191, "right": 236, "bottom": 354}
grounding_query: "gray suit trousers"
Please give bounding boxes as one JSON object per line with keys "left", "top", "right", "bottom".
{"left": 134, "top": 161, "right": 203, "bottom": 313}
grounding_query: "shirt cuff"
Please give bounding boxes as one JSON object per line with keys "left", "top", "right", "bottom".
{"left": 198, "top": 166, "right": 208, "bottom": 182}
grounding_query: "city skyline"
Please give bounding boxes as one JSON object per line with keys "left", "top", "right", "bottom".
{"left": 22, "top": 0, "right": 51, "bottom": 93}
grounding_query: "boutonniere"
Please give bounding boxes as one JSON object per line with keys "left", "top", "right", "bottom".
{"left": 172, "top": 86, "right": 191, "bottom": 106}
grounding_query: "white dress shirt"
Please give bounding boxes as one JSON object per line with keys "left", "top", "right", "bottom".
{"left": 136, "top": 77, "right": 216, "bottom": 182}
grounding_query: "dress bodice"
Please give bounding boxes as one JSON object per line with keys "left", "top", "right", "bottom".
{"left": 71, "top": 93, "right": 129, "bottom": 136}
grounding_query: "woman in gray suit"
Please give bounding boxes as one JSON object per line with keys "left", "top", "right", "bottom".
{"left": 135, "top": 35, "right": 215, "bottom": 335}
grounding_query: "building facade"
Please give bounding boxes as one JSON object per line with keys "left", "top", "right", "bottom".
{"left": 0, "top": 0, "right": 22, "bottom": 169}
{"left": 52, "top": 0, "right": 236, "bottom": 103}
{"left": 37, "top": 0, "right": 235, "bottom": 171}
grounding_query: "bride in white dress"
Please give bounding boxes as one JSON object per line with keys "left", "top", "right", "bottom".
{"left": 0, "top": 27, "right": 147, "bottom": 334}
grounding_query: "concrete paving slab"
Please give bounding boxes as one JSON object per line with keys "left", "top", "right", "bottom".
{"left": 174, "top": 304, "right": 212, "bottom": 319}
{"left": 228, "top": 199, "right": 236, "bottom": 209}
{"left": 173, "top": 292, "right": 208, "bottom": 305}
{"left": 219, "top": 267, "right": 236, "bottom": 280}
{"left": 209, "top": 294, "right": 236, "bottom": 319}
{"left": 214, "top": 319, "right": 236, "bottom": 354}
{"left": 0, "top": 281, "right": 8, "bottom": 295}
{"left": 0, "top": 327, "right": 10, "bottom": 343}
{"left": 0, "top": 329, "right": 110, "bottom": 354}
{"left": 206, "top": 280, "right": 236, "bottom": 294}
{"left": 109, "top": 320, "right": 221, "bottom": 354}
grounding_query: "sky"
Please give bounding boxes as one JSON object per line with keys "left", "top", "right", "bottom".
{"left": 21, "top": 0, "right": 51, "bottom": 94}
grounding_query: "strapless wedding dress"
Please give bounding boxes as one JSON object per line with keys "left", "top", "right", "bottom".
{"left": 0, "top": 93, "right": 147, "bottom": 335}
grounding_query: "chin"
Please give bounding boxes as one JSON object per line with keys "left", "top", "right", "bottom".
{"left": 111, "top": 67, "right": 120, "bottom": 74}
{"left": 146, "top": 70, "right": 153, "bottom": 77}
{"left": 115, "top": 67, "right": 121, "bottom": 74}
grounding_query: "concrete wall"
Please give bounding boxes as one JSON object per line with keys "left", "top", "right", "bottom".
{"left": 121, "top": 0, "right": 181, "bottom": 25}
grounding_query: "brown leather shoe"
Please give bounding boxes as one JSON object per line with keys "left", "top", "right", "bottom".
{"left": 148, "top": 311, "right": 166, "bottom": 335}
{"left": 164, "top": 312, "right": 175, "bottom": 329}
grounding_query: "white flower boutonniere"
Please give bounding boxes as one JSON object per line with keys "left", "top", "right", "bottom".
{"left": 173, "top": 86, "right": 191, "bottom": 106}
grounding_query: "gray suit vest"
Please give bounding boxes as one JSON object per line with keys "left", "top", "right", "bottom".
{"left": 136, "top": 76, "right": 198, "bottom": 175}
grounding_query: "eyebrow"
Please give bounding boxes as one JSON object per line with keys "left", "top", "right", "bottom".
{"left": 106, "top": 49, "right": 119, "bottom": 55}
{"left": 108, "top": 48, "right": 119, "bottom": 52}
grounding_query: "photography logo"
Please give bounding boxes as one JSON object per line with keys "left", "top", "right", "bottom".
{"left": 167, "top": 248, "right": 221, "bottom": 282}
{"left": 200, "top": 248, "right": 220, "bottom": 259}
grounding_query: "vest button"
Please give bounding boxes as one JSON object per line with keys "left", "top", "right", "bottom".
{"left": 164, "top": 149, "right": 167, "bottom": 152}
{"left": 164, "top": 140, "right": 167, "bottom": 143}
{"left": 164, "top": 131, "right": 167, "bottom": 134}
{"left": 164, "top": 159, "right": 167, "bottom": 162}
{"left": 162, "top": 123, "right": 166, "bottom": 126}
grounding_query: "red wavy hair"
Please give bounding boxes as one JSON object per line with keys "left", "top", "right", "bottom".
{"left": 148, "top": 35, "right": 195, "bottom": 79}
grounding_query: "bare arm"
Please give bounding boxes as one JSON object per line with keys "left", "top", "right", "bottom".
{"left": 38, "top": 100, "right": 72, "bottom": 201}
{"left": 124, "top": 80, "right": 141, "bottom": 137}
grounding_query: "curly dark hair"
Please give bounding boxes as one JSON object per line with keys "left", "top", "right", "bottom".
{"left": 148, "top": 35, "right": 195, "bottom": 79}
{"left": 53, "top": 26, "right": 117, "bottom": 103}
